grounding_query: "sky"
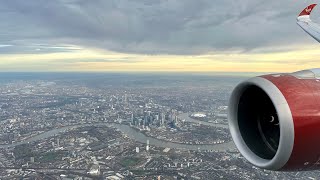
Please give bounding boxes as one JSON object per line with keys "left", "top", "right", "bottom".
{"left": 1, "top": 0, "right": 320, "bottom": 72}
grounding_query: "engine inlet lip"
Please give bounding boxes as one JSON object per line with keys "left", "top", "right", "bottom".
{"left": 228, "top": 77, "right": 294, "bottom": 170}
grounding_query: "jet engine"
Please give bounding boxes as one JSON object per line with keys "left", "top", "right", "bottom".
{"left": 228, "top": 69, "right": 320, "bottom": 171}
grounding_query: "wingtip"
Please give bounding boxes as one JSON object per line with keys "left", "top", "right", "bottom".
{"left": 298, "top": 4, "right": 317, "bottom": 17}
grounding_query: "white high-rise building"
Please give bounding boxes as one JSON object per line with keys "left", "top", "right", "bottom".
{"left": 146, "top": 140, "right": 150, "bottom": 151}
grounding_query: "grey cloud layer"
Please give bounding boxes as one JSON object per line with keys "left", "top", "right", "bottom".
{"left": 0, "top": 0, "right": 317, "bottom": 54}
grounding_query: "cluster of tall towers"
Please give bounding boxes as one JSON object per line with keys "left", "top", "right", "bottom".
{"left": 131, "top": 112, "right": 168, "bottom": 127}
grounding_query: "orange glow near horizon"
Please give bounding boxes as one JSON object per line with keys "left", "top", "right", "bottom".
{"left": 1, "top": 44, "right": 320, "bottom": 73}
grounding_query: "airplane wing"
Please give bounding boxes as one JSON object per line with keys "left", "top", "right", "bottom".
{"left": 297, "top": 4, "right": 320, "bottom": 42}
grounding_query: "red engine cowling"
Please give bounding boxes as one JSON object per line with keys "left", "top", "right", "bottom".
{"left": 228, "top": 69, "right": 320, "bottom": 171}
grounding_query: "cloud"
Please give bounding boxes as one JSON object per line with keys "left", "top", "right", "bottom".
{"left": 0, "top": 0, "right": 318, "bottom": 55}
{"left": 0, "top": 43, "right": 81, "bottom": 54}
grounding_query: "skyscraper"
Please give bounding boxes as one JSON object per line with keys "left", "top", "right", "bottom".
{"left": 30, "top": 157, "right": 35, "bottom": 163}
{"left": 146, "top": 140, "right": 150, "bottom": 151}
{"left": 131, "top": 114, "right": 134, "bottom": 125}
{"left": 124, "top": 94, "right": 128, "bottom": 104}
{"left": 161, "top": 113, "right": 165, "bottom": 126}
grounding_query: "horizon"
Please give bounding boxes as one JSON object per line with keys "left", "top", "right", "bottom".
{"left": 0, "top": 71, "right": 267, "bottom": 77}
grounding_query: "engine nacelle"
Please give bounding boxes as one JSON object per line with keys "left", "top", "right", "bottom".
{"left": 228, "top": 69, "right": 320, "bottom": 171}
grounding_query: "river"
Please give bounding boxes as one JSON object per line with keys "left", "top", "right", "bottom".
{"left": 0, "top": 120, "right": 235, "bottom": 151}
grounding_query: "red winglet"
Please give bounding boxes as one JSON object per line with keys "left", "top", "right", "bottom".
{"left": 299, "top": 4, "right": 317, "bottom": 17}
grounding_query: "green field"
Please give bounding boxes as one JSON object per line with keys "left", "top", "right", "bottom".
{"left": 120, "top": 157, "right": 141, "bottom": 168}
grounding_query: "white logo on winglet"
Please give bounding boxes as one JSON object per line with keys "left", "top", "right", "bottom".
{"left": 305, "top": 7, "right": 312, "bottom": 13}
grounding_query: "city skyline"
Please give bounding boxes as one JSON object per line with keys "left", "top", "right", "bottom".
{"left": 0, "top": 73, "right": 318, "bottom": 179}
